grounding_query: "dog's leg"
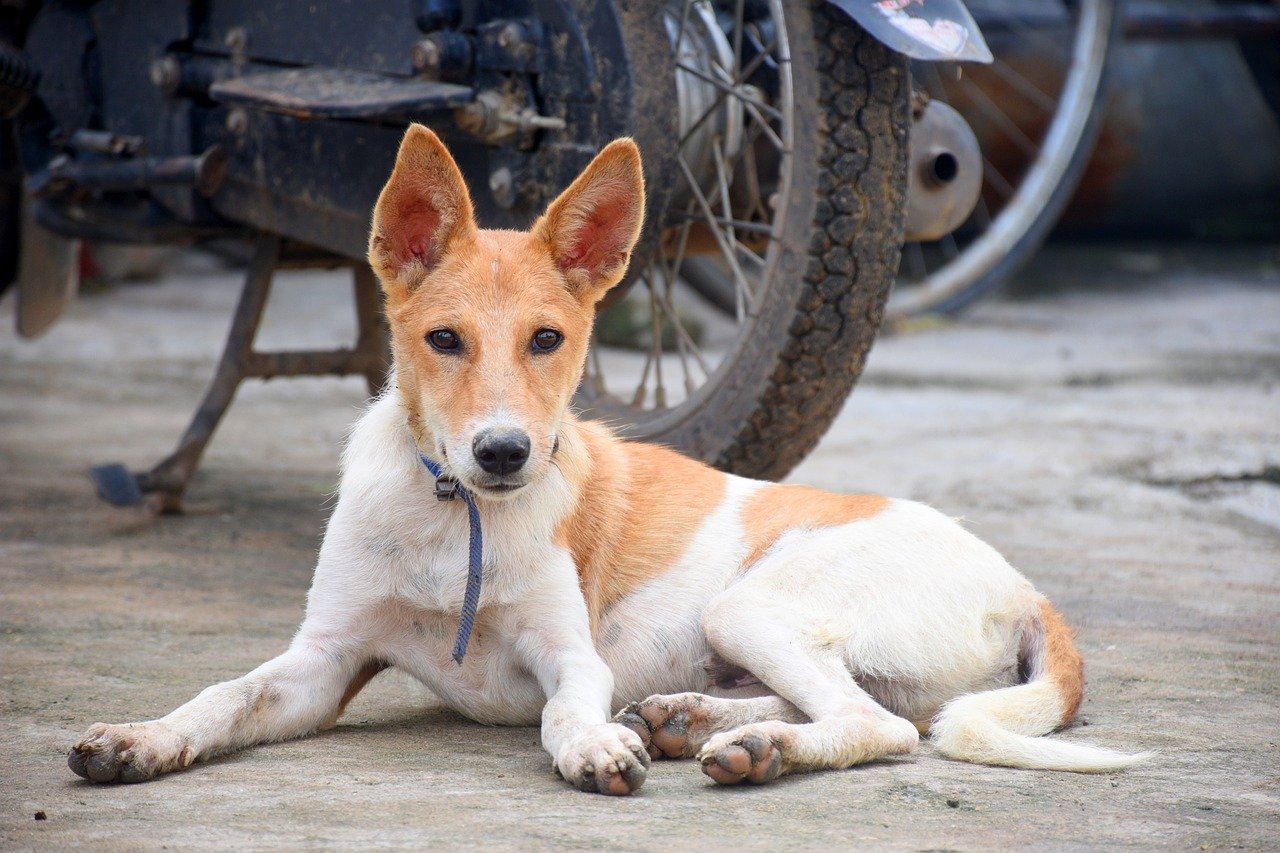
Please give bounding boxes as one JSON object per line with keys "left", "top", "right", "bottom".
{"left": 69, "top": 639, "right": 382, "bottom": 784}
{"left": 692, "top": 574, "right": 920, "bottom": 785}
{"left": 690, "top": 636, "right": 919, "bottom": 784}
{"left": 515, "top": 586, "right": 651, "bottom": 795}
{"left": 614, "top": 693, "right": 806, "bottom": 760}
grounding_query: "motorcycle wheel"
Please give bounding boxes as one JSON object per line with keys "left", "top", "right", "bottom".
{"left": 577, "top": 1, "right": 910, "bottom": 481}
{"left": 885, "top": 0, "right": 1118, "bottom": 324}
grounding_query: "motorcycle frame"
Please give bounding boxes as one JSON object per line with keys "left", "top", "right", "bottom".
{"left": 3, "top": 0, "right": 987, "bottom": 510}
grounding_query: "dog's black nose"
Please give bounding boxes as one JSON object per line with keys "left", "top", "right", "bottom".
{"left": 472, "top": 429, "right": 531, "bottom": 476}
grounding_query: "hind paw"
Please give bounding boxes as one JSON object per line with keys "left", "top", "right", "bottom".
{"left": 613, "top": 693, "right": 714, "bottom": 760}
{"left": 698, "top": 725, "right": 786, "bottom": 785}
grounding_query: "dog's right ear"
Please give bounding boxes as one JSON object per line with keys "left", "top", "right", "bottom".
{"left": 368, "top": 124, "right": 476, "bottom": 299}
{"left": 533, "top": 138, "right": 645, "bottom": 305}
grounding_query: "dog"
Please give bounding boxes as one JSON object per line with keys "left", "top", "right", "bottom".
{"left": 69, "top": 126, "right": 1146, "bottom": 794}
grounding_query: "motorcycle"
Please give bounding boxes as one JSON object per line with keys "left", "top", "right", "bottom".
{"left": 0, "top": 0, "right": 993, "bottom": 511}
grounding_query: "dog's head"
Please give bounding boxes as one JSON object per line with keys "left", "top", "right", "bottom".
{"left": 368, "top": 124, "right": 644, "bottom": 499}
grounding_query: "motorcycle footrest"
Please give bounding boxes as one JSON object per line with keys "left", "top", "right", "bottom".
{"left": 209, "top": 67, "right": 474, "bottom": 120}
{"left": 90, "top": 463, "right": 144, "bottom": 507}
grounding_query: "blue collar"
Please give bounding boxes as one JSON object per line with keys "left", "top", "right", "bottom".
{"left": 419, "top": 454, "right": 484, "bottom": 665}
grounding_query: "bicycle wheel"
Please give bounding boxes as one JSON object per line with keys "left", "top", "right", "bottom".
{"left": 886, "top": 0, "right": 1118, "bottom": 324}
{"left": 577, "top": 1, "right": 910, "bottom": 480}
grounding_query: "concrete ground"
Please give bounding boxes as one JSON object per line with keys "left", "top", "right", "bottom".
{"left": 1, "top": 243, "right": 1277, "bottom": 850}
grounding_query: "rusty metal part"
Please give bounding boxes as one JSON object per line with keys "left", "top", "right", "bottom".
{"left": 209, "top": 66, "right": 474, "bottom": 121}
{"left": 454, "top": 89, "right": 566, "bottom": 144}
{"left": 113, "top": 236, "right": 390, "bottom": 513}
{"left": 1123, "top": 3, "right": 1280, "bottom": 39}
{"left": 410, "top": 31, "right": 473, "bottom": 82}
{"left": 15, "top": 192, "right": 79, "bottom": 339}
{"left": 904, "top": 99, "right": 982, "bottom": 243}
{"left": 67, "top": 129, "right": 145, "bottom": 157}
{"left": 411, "top": 38, "right": 442, "bottom": 76}
{"left": 33, "top": 146, "right": 229, "bottom": 198}
{"left": 149, "top": 55, "right": 183, "bottom": 95}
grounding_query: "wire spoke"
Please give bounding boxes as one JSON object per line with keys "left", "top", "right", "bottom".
{"left": 904, "top": 239, "right": 928, "bottom": 282}
{"left": 986, "top": 56, "right": 1058, "bottom": 113}
{"left": 675, "top": 61, "right": 783, "bottom": 122}
{"left": 960, "top": 78, "right": 1041, "bottom": 158}
{"left": 588, "top": 338, "right": 606, "bottom": 395}
{"left": 655, "top": 261, "right": 710, "bottom": 382}
{"left": 941, "top": 230, "right": 961, "bottom": 261}
{"left": 983, "top": 157, "right": 1016, "bottom": 199}
{"left": 670, "top": 210, "right": 773, "bottom": 235}
{"left": 741, "top": 99, "right": 786, "bottom": 152}
{"left": 645, "top": 272, "right": 667, "bottom": 409}
{"left": 677, "top": 40, "right": 778, "bottom": 150}
{"left": 1001, "top": 9, "right": 1074, "bottom": 57}
{"left": 972, "top": 192, "right": 994, "bottom": 229}
{"left": 588, "top": 0, "right": 792, "bottom": 412}
{"left": 677, "top": 156, "right": 755, "bottom": 305}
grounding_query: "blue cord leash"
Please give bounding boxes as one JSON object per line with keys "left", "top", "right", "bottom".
{"left": 419, "top": 454, "right": 484, "bottom": 665}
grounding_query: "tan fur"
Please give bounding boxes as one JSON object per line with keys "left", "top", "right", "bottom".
{"left": 368, "top": 126, "right": 644, "bottom": 480}
{"left": 385, "top": 229, "right": 592, "bottom": 452}
{"left": 554, "top": 422, "right": 727, "bottom": 631}
{"left": 739, "top": 486, "right": 890, "bottom": 569}
{"left": 1039, "top": 600, "right": 1085, "bottom": 726}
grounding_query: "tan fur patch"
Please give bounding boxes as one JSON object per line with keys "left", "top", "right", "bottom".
{"left": 739, "top": 485, "right": 889, "bottom": 570}
{"left": 1038, "top": 600, "right": 1085, "bottom": 726}
{"left": 553, "top": 420, "right": 727, "bottom": 631}
{"left": 386, "top": 229, "right": 593, "bottom": 453}
{"left": 367, "top": 127, "right": 646, "bottom": 471}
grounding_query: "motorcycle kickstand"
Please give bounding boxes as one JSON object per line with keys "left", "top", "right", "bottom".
{"left": 90, "top": 234, "right": 391, "bottom": 513}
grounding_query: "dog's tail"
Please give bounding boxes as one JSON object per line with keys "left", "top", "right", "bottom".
{"left": 930, "top": 601, "right": 1152, "bottom": 773}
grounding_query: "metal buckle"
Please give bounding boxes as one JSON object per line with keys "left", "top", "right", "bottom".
{"left": 433, "top": 476, "right": 460, "bottom": 501}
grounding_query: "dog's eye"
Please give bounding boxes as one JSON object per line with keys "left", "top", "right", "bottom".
{"left": 427, "top": 329, "right": 460, "bottom": 352}
{"left": 531, "top": 329, "right": 563, "bottom": 352}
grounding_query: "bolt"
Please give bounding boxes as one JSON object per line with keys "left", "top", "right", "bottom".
{"left": 411, "top": 38, "right": 442, "bottom": 75}
{"left": 224, "top": 27, "right": 247, "bottom": 53}
{"left": 225, "top": 108, "right": 249, "bottom": 137}
{"left": 489, "top": 166, "right": 515, "bottom": 209}
{"left": 497, "top": 22, "right": 522, "bottom": 49}
{"left": 150, "top": 56, "right": 182, "bottom": 95}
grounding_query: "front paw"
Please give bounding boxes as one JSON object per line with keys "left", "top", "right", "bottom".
{"left": 68, "top": 721, "right": 194, "bottom": 784}
{"left": 555, "top": 723, "right": 651, "bottom": 795}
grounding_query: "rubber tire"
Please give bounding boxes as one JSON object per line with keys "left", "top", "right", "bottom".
{"left": 0, "top": 140, "right": 17, "bottom": 296}
{"left": 607, "top": 2, "right": 910, "bottom": 481}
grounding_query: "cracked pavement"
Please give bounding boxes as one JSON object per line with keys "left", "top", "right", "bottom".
{"left": 1, "top": 243, "right": 1278, "bottom": 849}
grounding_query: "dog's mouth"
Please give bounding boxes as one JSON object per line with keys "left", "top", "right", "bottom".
{"left": 471, "top": 481, "right": 527, "bottom": 497}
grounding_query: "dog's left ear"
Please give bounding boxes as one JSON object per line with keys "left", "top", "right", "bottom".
{"left": 533, "top": 138, "right": 645, "bottom": 304}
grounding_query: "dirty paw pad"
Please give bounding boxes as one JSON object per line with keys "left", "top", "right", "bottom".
{"left": 614, "top": 693, "right": 711, "bottom": 760}
{"left": 699, "top": 731, "right": 783, "bottom": 785}
{"left": 557, "top": 724, "right": 651, "bottom": 796}
{"left": 68, "top": 722, "right": 192, "bottom": 784}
